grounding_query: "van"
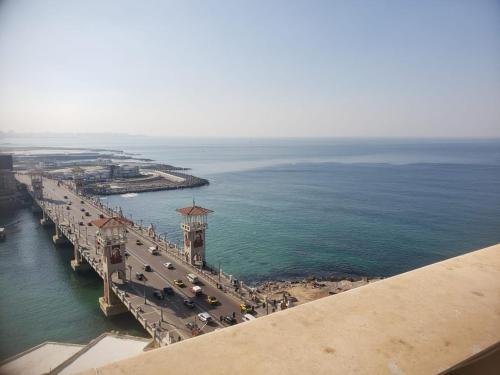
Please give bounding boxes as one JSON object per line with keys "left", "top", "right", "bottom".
{"left": 190, "top": 286, "right": 202, "bottom": 296}
{"left": 187, "top": 273, "right": 199, "bottom": 284}
{"left": 148, "top": 246, "right": 159, "bottom": 255}
{"left": 242, "top": 314, "right": 256, "bottom": 322}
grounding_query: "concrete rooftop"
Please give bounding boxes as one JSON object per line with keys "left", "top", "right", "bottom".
{"left": 81, "top": 243, "right": 500, "bottom": 375}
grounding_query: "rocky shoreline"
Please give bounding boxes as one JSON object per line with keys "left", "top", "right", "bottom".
{"left": 254, "top": 275, "right": 383, "bottom": 306}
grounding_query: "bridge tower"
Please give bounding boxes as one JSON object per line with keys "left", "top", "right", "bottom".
{"left": 92, "top": 217, "right": 128, "bottom": 316}
{"left": 30, "top": 171, "right": 44, "bottom": 200}
{"left": 176, "top": 203, "right": 213, "bottom": 267}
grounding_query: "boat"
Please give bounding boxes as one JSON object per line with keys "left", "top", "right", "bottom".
{"left": 0, "top": 227, "right": 5, "bottom": 240}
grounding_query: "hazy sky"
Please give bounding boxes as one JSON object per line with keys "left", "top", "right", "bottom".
{"left": 0, "top": 0, "right": 499, "bottom": 138}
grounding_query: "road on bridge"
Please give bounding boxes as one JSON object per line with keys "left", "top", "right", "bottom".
{"left": 17, "top": 174, "right": 252, "bottom": 343}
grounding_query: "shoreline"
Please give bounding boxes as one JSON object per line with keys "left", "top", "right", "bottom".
{"left": 254, "top": 275, "right": 383, "bottom": 306}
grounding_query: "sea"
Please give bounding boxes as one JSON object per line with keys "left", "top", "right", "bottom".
{"left": 1, "top": 136, "right": 500, "bottom": 360}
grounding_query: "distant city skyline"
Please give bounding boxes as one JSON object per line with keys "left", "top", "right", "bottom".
{"left": 0, "top": 0, "right": 499, "bottom": 138}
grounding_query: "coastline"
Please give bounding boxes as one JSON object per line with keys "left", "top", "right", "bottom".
{"left": 255, "top": 275, "right": 383, "bottom": 306}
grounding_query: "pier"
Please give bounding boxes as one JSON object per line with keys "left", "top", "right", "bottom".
{"left": 15, "top": 173, "right": 251, "bottom": 346}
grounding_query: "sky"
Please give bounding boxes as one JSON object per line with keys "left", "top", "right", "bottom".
{"left": 0, "top": 0, "right": 499, "bottom": 138}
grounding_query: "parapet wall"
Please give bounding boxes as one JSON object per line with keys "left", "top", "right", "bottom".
{"left": 82, "top": 243, "right": 500, "bottom": 375}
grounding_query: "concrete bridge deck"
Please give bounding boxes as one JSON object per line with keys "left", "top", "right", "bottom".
{"left": 16, "top": 174, "right": 249, "bottom": 345}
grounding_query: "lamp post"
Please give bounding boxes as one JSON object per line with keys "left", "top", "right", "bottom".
{"left": 128, "top": 264, "right": 132, "bottom": 281}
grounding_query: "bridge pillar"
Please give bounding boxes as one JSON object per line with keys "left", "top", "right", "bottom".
{"left": 71, "top": 240, "right": 90, "bottom": 272}
{"left": 31, "top": 203, "right": 41, "bottom": 214}
{"left": 93, "top": 217, "right": 129, "bottom": 317}
{"left": 52, "top": 226, "right": 67, "bottom": 245}
{"left": 40, "top": 211, "right": 52, "bottom": 227}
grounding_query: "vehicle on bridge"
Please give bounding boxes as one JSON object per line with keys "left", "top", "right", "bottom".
{"left": 184, "top": 298, "right": 195, "bottom": 308}
{"left": 153, "top": 291, "right": 164, "bottom": 300}
{"left": 197, "top": 312, "right": 212, "bottom": 322}
{"left": 174, "top": 279, "right": 185, "bottom": 287}
{"left": 190, "top": 286, "right": 202, "bottom": 296}
{"left": 136, "top": 239, "right": 143, "bottom": 245}
{"left": 240, "top": 303, "right": 254, "bottom": 314}
{"left": 163, "top": 286, "right": 174, "bottom": 295}
{"left": 221, "top": 315, "right": 237, "bottom": 325}
{"left": 135, "top": 272, "right": 145, "bottom": 280}
{"left": 187, "top": 273, "right": 199, "bottom": 284}
{"left": 207, "top": 296, "right": 218, "bottom": 305}
{"left": 85, "top": 212, "right": 90, "bottom": 217}
{"left": 163, "top": 262, "right": 174, "bottom": 269}
{"left": 148, "top": 246, "right": 159, "bottom": 255}
{"left": 143, "top": 264, "right": 152, "bottom": 272}
{"left": 242, "top": 313, "right": 256, "bottom": 322}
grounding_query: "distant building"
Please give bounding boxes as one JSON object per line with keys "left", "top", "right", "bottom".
{"left": 109, "top": 164, "right": 140, "bottom": 179}
{"left": 0, "top": 154, "right": 17, "bottom": 209}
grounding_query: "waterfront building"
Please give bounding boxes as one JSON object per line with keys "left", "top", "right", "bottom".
{"left": 109, "top": 164, "right": 140, "bottom": 179}
{"left": 0, "top": 154, "right": 16, "bottom": 210}
{"left": 176, "top": 204, "right": 213, "bottom": 266}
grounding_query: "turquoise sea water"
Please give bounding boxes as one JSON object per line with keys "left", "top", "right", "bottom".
{"left": 1, "top": 138, "right": 500, "bottom": 359}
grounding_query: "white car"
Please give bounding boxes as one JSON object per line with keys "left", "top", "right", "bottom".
{"left": 163, "top": 262, "right": 174, "bottom": 269}
{"left": 197, "top": 312, "right": 212, "bottom": 322}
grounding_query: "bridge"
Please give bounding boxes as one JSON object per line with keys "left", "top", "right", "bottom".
{"left": 16, "top": 173, "right": 254, "bottom": 346}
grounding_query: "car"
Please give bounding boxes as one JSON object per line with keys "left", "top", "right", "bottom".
{"left": 80, "top": 208, "right": 85, "bottom": 212}
{"left": 87, "top": 222, "right": 92, "bottom": 226}
{"left": 68, "top": 201, "right": 72, "bottom": 205}
{"left": 143, "top": 264, "right": 152, "bottom": 272}
{"left": 222, "top": 315, "right": 237, "bottom": 325}
{"left": 66, "top": 206, "right": 71, "bottom": 210}
{"left": 85, "top": 212, "right": 90, "bottom": 217}
{"left": 174, "top": 279, "right": 185, "bottom": 287}
{"left": 148, "top": 246, "right": 159, "bottom": 255}
{"left": 197, "top": 312, "right": 212, "bottom": 322}
{"left": 185, "top": 321, "right": 198, "bottom": 330}
{"left": 163, "top": 286, "right": 174, "bottom": 295}
{"left": 135, "top": 272, "right": 145, "bottom": 280}
{"left": 163, "top": 262, "right": 174, "bottom": 269}
{"left": 153, "top": 291, "right": 164, "bottom": 300}
{"left": 240, "top": 303, "right": 254, "bottom": 313}
{"left": 79, "top": 221, "right": 84, "bottom": 226}
{"left": 190, "top": 286, "right": 202, "bottom": 296}
{"left": 80, "top": 200, "right": 84, "bottom": 204}
{"left": 242, "top": 313, "right": 256, "bottom": 322}
{"left": 183, "top": 298, "right": 195, "bottom": 308}
{"left": 136, "top": 239, "right": 143, "bottom": 245}
{"left": 207, "top": 296, "right": 218, "bottom": 305}
{"left": 124, "top": 251, "right": 129, "bottom": 257}
{"left": 64, "top": 195, "right": 68, "bottom": 199}
{"left": 99, "top": 214, "right": 105, "bottom": 219}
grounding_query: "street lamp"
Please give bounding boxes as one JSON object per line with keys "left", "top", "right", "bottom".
{"left": 128, "top": 264, "right": 132, "bottom": 280}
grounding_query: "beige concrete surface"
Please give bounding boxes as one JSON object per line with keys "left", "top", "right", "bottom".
{"left": 0, "top": 342, "right": 83, "bottom": 375}
{"left": 80, "top": 243, "right": 500, "bottom": 375}
{"left": 58, "top": 334, "right": 149, "bottom": 374}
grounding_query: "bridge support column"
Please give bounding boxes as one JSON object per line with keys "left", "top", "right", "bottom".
{"left": 99, "top": 275, "right": 127, "bottom": 317}
{"left": 31, "top": 203, "right": 41, "bottom": 214}
{"left": 71, "top": 241, "right": 90, "bottom": 272}
{"left": 40, "top": 211, "right": 52, "bottom": 227}
{"left": 52, "top": 226, "right": 67, "bottom": 245}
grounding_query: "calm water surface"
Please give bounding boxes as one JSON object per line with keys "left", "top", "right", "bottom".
{"left": 1, "top": 138, "right": 499, "bottom": 359}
